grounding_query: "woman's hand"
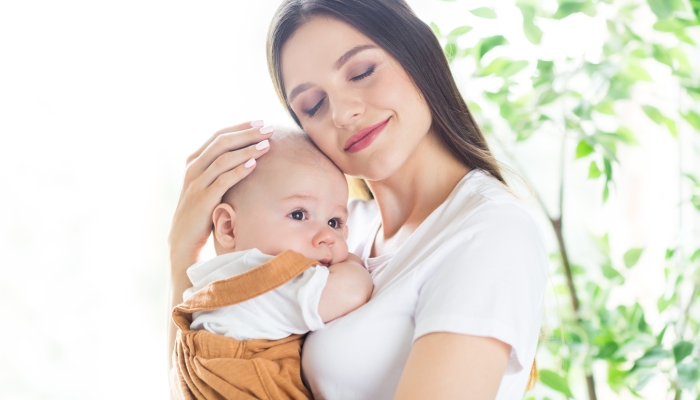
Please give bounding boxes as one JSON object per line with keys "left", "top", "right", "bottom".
{"left": 169, "top": 121, "right": 272, "bottom": 270}
{"left": 167, "top": 120, "right": 273, "bottom": 368}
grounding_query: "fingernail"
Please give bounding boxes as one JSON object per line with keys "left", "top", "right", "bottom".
{"left": 259, "top": 125, "right": 273, "bottom": 134}
{"left": 250, "top": 120, "right": 264, "bottom": 128}
{"left": 255, "top": 140, "right": 270, "bottom": 150}
{"left": 244, "top": 158, "right": 256, "bottom": 168}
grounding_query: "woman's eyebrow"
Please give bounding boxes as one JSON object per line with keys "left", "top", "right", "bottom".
{"left": 333, "top": 44, "right": 377, "bottom": 70}
{"left": 287, "top": 44, "right": 377, "bottom": 103}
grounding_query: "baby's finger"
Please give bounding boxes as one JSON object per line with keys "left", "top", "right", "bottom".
{"left": 187, "top": 124, "right": 274, "bottom": 183}
{"left": 186, "top": 120, "right": 264, "bottom": 165}
{"left": 196, "top": 140, "right": 271, "bottom": 190}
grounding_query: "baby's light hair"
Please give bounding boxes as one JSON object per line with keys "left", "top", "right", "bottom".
{"left": 222, "top": 126, "right": 336, "bottom": 207}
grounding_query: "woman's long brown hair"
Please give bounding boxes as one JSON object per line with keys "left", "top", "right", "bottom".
{"left": 266, "top": 0, "right": 537, "bottom": 391}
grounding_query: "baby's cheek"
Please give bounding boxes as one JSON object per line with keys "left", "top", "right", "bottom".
{"left": 334, "top": 235, "right": 350, "bottom": 261}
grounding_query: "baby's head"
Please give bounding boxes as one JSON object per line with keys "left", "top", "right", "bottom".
{"left": 212, "top": 127, "right": 349, "bottom": 266}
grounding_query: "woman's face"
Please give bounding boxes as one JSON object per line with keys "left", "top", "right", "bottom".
{"left": 280, "top": 16, "right": 433, "bottom": 181}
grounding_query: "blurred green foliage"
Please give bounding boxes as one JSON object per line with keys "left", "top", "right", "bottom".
{"left": 434, "top": 0, "right": 700, "bottom": 398}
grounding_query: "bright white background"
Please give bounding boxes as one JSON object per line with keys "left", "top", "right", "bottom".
{"left": 0, "top": 1, "right": 696, "bottom": 399}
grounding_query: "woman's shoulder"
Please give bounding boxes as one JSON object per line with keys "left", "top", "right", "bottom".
{"left": 441, "top": 169, "right": 538, "bottom": 228}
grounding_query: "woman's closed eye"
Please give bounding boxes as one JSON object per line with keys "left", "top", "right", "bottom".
{"left": 350, "top": 65, "right": 375, "bottom": 82}
{"left": 303, "top": 97, "right": 326, "bottom": 117}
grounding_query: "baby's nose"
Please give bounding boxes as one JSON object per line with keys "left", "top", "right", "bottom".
{"left": 313, "top": 224, "right": 336, "bottom": 247}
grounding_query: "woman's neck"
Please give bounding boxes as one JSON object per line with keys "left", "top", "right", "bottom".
{"left": 366, "top": 131, "right": 469, "bottom": 252}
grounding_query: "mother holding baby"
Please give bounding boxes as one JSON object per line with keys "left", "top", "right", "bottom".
{"left": 168, "top": 0, "right": 548, "bottom": 399}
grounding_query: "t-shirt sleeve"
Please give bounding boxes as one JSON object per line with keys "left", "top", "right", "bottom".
{"left": 250, "top": 265, "right": 330, "bottom": 333}
{"left": 413, "top": 202, "right": 548, "bottom": 374}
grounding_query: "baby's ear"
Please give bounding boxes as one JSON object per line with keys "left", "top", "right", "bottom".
{"left": 213, "top": 203, "right": 237, "bottom": 250}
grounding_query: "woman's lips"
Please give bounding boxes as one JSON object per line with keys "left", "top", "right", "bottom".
{"left": 344, "top": 117, "right": 390, "bottom": 153}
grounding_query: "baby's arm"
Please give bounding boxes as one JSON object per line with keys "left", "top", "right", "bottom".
{"left": 317, "top": 253, "right": 373, "bottom": 323}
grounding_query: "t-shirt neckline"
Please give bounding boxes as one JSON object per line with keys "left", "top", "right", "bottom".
{"left": 362, "top": 168, "right": 482, "bottom": 261}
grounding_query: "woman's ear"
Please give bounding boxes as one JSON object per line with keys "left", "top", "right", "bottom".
{"left": 213, "top": 203, "right": 237, "bottom": 250}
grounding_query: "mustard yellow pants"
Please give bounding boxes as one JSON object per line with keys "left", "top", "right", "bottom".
{"left": 171, "top": 250, "right": 318, "bottom": 400}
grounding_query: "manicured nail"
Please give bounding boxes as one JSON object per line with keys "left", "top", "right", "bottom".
{"left": 255, "top": 140, "right": 270, "bottom": 150}
{"left": 250, "top": 120, "right": 264, "bottom": 128}
{"left": 259, "top": 125, "right": 273, "bottom": 134}
{"left": 244, "top": 158, "right": 256, "bottom": 168}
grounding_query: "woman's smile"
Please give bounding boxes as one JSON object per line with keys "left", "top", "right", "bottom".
{"left": 344, "top": 117, "right": 391, "bottom": 153}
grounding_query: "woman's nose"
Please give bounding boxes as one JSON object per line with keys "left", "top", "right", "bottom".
{"left": 313, "top": 224, "right": 336, "bottom": 248}
{"left": 330, "top": 93, "right": 364, "bottom": 128}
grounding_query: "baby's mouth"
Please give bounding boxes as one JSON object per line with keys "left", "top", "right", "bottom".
{"left": 318, "top": 257, "right": 332, "bottom": 267}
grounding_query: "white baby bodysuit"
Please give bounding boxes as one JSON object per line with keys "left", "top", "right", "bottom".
{"left": 184, "top": 248, "right": 329, "bottom": 341}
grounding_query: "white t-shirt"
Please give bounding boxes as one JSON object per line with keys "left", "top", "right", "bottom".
{"left": 301, "top": 169, "right": 548, "bottom": 399}
{"left": 184, "top": 248, "right": 329, "bottom": 341}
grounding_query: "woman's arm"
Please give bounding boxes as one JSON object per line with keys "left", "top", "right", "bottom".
{"left": 167, "top": 121, "right": 272, "bottom": 369}
{"left": 393, "top": 333, "right": 511, "bottom": 400}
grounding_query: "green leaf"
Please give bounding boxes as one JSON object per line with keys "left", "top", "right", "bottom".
{"left": 653, "top": 44, "right": 673, "bottom": 67}
{"left": 690, "top": 248, "right": 700, "bottom": 261}
{"left": 627, "top": 63, "right": 652, "bottom": 81}
{"left": 576, "top": 140, "right": 595, "bottom": 158}
{"left": 682, "top": 110, "right": 700, "bottom": 131}
{"left": 539, "top": 369, "right": 573, "bottom": 397}
{"left": 498, "top": 60, "right": 529, "bottom": 78}
{"left": 624, "top": 248, "right": 644, "bottom": 268}
{"left": 693, "top": 194, "right": 700, "bottom": 211}
{"left": 657, "top": 294, "right": 675, "bottom": 312}
{"left": 634, "top": 346, "right": 671, "bottom": 368}
{"left": 673, "top": 341, "right": 694, "bottom": 364}
{"left": 429, "top": 22, "right": 441, "bottom": 38}
{"left": 554, "top": 2, "right": 594, "bottom": 19}
{"left": 477, "top": 35, "right": 509, "bottom": 62}
{"left": 480, "top": 57, "right": 509, "bottom": 76}
{"left": 444, "top": 43, "right": 457, "bottom": 62}
{"left": 677, "top": 361, "right": 700, "bottom": 389}
{"left": 671, "top": 0, "right": 687, "bottom": 11}
{"left": 614, "top": 126, "right": 639, "bottom": 145}
{"left": 446, "top": 26, "right": 473, "bottom": 43}
{"left": 616, "top": 336, "right": 657, "bottom": 358}
{"left": 603, "top": 158, "right": 613, "bottom": 181}
{"left": 656, "top": 324, "right": 668, "bottom": 343}
{"left": 665, "top": 248, "right": 676, "bottom": 259}
{"left": 602, "top": 261, "right": 623, "bottom": 280}
{"left": 647, "top": 0, "right": 674, "bottom": 19}
{"left": 642, "top": 105, "right": 665, "bottom": 124}
{"left": 633, "top": 369, "right": 656, "bottom": 390}
{"left": 664, "top": 118, "right": 678, "bottom": 137}
{"left": 523, "top": 21, "right": 543, "bottom": 44}
{"left": 589, "top": 161, "right": 602, "bottom": 178}
{"left": 594, "top": 99, "right": 615, "bottom": 115}
{"left": 538, "top": 89, "right": 558, "bottom": 105}
{"left": 470, "top": 7, "right": 497, "bottom": 19}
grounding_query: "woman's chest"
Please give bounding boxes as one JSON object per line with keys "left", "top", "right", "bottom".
{"left": 301, "top": 278, "right": 418, "bottom": 399}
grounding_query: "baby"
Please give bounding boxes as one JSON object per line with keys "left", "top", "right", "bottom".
{"left": 171, "top": 127, "right": 373, "bottom": 400}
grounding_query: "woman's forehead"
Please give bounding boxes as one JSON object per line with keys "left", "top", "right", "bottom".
{"left": 280, "top": 16, "right": 376, "bottom": 86}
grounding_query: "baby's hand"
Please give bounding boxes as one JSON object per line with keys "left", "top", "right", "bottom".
{"left": 318, "top": 253, "right": 373, "bottom": 323}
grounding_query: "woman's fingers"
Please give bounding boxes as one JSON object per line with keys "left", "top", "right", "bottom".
{"left": 206, "top": 155, "right": 263, "bottom": 199}
{"left": 186, "top": 124, "right": 273, "bottom": 184}
{"left": 186, "top": 121, "right": 262, "bottom": 165}
{"left": 196, "top": 140, "right": 271, "bottom": 190}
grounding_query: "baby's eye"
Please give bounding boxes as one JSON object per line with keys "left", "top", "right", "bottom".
{"left": 289, "top": 210, "right": 307, "bottom": 221}
{"left": 328, "top": 218, "right": 341, "bottom": 229}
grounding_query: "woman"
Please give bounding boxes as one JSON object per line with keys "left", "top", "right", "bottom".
{"left": 168, "top": 0, "right": 548, "bottom": 398}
